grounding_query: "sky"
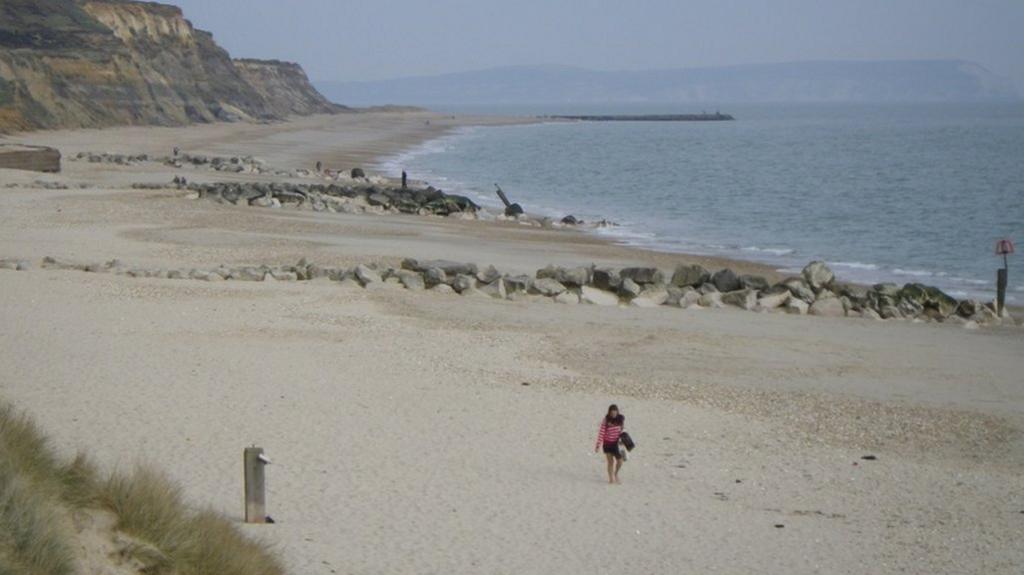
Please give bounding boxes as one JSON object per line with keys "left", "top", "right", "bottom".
{"left": 174, "top": 0, "right": 1024, "bottom": 88}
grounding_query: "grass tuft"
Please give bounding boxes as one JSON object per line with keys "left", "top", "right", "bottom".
{"left": 0, "top": 402, "right": 286, "bottom": 574}
{"left": 57, "top": 452, "right": 100, "bottom": 508}
{"left": 0, "top": 406, "right": 76, "bottom": 575}
{"left": 0, "top": 404, "right": 65, "bottom": 494}
{"left": 97, "top": 466, "right": 285, "bottom": 575}
{"left": 98, "top": 466, "right": 187, "bottom": 548}
{"left": 0, "top": 457, "right": 76, "bottom": 575}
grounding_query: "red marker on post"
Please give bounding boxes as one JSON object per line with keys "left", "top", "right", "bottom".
{"left": 995, "top": 239, "right": 1014, "bottom": 316}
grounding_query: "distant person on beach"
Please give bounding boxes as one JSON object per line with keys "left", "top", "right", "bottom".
{"left": 401, "top": 170, "right": 408, "bottom": 189}
{"left": 316, "top": 161, "right": 323, "bottom": 173}
{"left": 595, "top": 404, "right": 625, "bottom": 484}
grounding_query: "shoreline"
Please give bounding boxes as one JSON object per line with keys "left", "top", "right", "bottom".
{"left": 5, "top": 110, "right": 1019, "bottom": 311}
{"left": 366, "top": 121, "right": 800, "bottom": 283}
{"left": 368, "top": 117, "right": 1019, "bottom": 308}
{"left": 3, "top": 110, "right": 1019, "bottom": 315}
{"left": 1, "top": 112, "right": 791, "bottom": 283}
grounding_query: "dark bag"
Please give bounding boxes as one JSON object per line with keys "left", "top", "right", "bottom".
{"left": 619, "top": 432, "right": 635, "bottom": 452}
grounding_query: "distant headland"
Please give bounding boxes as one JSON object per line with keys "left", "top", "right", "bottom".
{"left": 545, "top": 113, "right": 735, "bottom": 122}
{"left": 317, "top": 61, "right": 1020, "bottom": 107}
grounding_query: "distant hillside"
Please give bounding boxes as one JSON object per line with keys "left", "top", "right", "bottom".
{"left": 317, "top": 61, "right": 1020, "bottom": 107}
{"left": 0, "top": 0, "right": 343, "bottom": 132}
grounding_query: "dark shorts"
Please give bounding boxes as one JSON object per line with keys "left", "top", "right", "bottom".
{"left": 602, "top": 443, "right": 622, "bottom": 459}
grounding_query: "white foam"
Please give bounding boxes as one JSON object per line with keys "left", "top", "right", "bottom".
{"left": 741, "top": 246, "right": 796, "bottom": 257}
{"left": 891, "top": 268, "right": 936, "bottom": 278}
{"left": 372, "top": 126, "right": 481, "bottom": 179}
{"left": 828, "top": 261, "right": 879, "bottom": 271}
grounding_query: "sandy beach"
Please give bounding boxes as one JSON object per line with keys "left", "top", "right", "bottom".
{"left": 1, "top": 111, "right": 1022, "bottom": 574}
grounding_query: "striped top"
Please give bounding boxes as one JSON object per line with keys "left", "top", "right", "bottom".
{"left": 595, "top": 418, "right": 623, "bottom": 449}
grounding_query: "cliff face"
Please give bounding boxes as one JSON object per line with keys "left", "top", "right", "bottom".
{"left": 234, "top": 59, "right": 342, "bottom": 118}
{"left": 0, "top": 0, "right": 342, "bottom": 132}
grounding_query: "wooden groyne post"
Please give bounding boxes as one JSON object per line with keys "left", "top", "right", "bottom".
{"left": 494, "top": 183, "right": 524, "bottom": 217}
{"left": 995, "top": 239, "right": 1013, "bottom": 316}
{"left": 244, "top": 446, "right": 269, "bottom": 524}
{"left": 494, "top": 183, "right": 512, "bottom": 208}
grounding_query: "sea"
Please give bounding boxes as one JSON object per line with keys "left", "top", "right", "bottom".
{"left": 376, "top": 103, "right": 1024, "bottom": 303}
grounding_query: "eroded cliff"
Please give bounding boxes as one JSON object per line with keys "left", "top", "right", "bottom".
{"left": 0, "top": 0, "right": 342, "bottom": 132}
{"left": 234, "top": 58, "right": 342, "bottom": 118}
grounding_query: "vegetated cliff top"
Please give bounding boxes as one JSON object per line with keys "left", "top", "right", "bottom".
{"left": 0, "top": 0, "right": 344, "bottom": 133}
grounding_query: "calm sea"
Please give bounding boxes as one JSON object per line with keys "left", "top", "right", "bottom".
{"left": 376, "top": 103, "right": 1024, "bottom": 303}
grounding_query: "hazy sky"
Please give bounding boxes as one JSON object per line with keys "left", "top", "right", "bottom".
{"left": 175, "top": 0, "right": 1024, "bottom": 87}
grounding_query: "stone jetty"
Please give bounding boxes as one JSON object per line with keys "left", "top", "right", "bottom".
{"left": 173, "top": 181, "right": 481, "bottom": 217}
{"left": 547, "top": 113, "right": 735, "bottom": 122}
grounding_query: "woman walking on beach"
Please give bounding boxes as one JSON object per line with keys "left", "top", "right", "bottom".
{"left": 595, "top": 404, "right": 625, "bottom": 484}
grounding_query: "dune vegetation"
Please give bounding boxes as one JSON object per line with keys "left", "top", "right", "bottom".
{"left": 0, "top": 402, "right": 284, "bottom": 575}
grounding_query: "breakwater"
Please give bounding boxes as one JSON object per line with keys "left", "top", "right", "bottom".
{"left": 1, "top": 256, "right": 1012, "bottom": 329}
{"left": 545, "top": 113, "right": 735, "bottom": 121}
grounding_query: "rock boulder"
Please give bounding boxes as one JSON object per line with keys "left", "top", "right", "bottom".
{"left": 778, "top": 277, "right": 816, "bottom": 303}
{"left": 739, "top": 275, "right": 770, "bottom": 292}
{"left": 354, "top": 264, "right": 381, "bottom": 285}
{"left": 721, "top": 288, "right": 759, "bottom": 310}
{"left": 618, "top": 278, "right": 642, "bottom": 299}
{"left": 531, "top": 278, "right": 567, "bottom": 296}
{"left": 802, "top": 261, "right": 835, "bottom": 291}
{"left": 580, "top": 286, "right": 620, "bottom": 306}
{"left": 711, "top": 269, "right": 741, "bottom": 293}
{"left": 620, "top": 267, "right": 665, "bottom": 285}
{"left": 591, "top": 267, "right": 622, "bottom": 291}
{"left": 783, "top": 298, "right": 809, "bottom": 315}
{"left": 630, "top": 287, "right": 669, "bottom": 308}
{"left": 809, "top": 296, "right": 845, "bottom": 317}
{"left": 670, "top": 264, "right": 710, "bottom": 288}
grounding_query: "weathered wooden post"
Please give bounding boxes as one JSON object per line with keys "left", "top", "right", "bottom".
{"left": 244, "top": 446, "right": 268, "bottom": 524}
{"left": 995, "top": 239, "right": 1014, "bottom": 316}
{"left": 494, "top": 183, "right": 524, "bottom": 217}
{"left": 494, "top": 183, "right": 512, "bottom": 208}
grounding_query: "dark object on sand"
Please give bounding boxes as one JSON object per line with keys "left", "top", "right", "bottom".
{"left": 861, "top": 455, "right": 877, "bottom": 461}
{"left": 995, "top": 239, "right": 1013, "bottom": 316}
{"left": 351, "top": 167, "right": 365, "bottom": 179}
{"left": 774, "top": 524, "right": 785, "bottom": 529}
{"left": 494, "top": 183, "right": 524, "bottom": 217}
{"left": 316, "top": 161, "right": 322, "bottom": 172}
{"left": 561, "top": 215, "right": 582, "bottom": 225}
{"left": 402, "top": 170, "right": 408, "bottom": 189}
{"left": 0, "top": 144, "right": 61, "bottom": 173}
{"left": 619, "top": 432, "right": 635, "bottom": 451}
